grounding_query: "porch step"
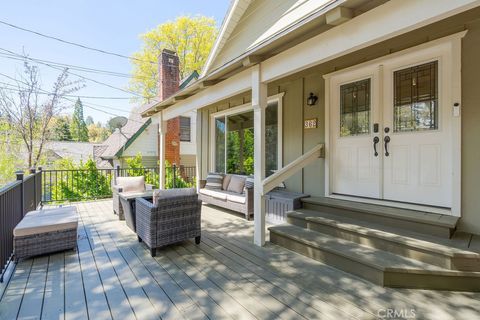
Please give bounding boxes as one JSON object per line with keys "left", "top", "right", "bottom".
{"left": 288, "top": 209, "right": 480, "bottom": 271}
{"left": 269, "top": 224, "right": 480, "bottom": 291}
{"left": 301, "top": 197, "right": 458, "bottom": 238}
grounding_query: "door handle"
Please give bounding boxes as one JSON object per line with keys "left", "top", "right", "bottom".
{"left": 384, "top": 136, "right": 391, "bottom": 156}
{"left": 373, "top": 136, "right": 379, "bottom": 157}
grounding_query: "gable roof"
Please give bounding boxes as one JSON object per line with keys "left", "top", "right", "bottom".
{"left": 202, "top": 0, "right": 338, "bottom": 76}
{"left": 202, "top": 0, "right": 252, "bottom": 77}
{"left": 100, "top": 70, "right": 200, "bottom": 158}
{"left": 141, "top": 0, "right": 345, "bottom": 117}
{"left": 180, "top": 70, "right": 199, "bottom": 89}
{"left": 99, "top": 107, "right": 151, "bottom": 159}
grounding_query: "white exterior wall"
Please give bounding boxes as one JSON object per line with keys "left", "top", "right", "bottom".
{"left": 121, "top": 122, "right": 158, "bottom": 158}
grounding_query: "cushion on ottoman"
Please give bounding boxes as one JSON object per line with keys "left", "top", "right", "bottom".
{"left": 14, "top": 208, "right": 78, "bottom": 237}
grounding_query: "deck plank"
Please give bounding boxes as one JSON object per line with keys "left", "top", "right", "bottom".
{"left": 17, "top": 256, "right": 49, "bottom": 320}
{"left": 0, "top": 260, "right": 32, "bottom": 319}
{"left": 41, "top": 252, "right": 65, "bottom": 320}
{"left": 76, "top": 213, "right": 113, "bottom": 319}
{"left": 1, "top": 199, "right": 479, "bottom": 320}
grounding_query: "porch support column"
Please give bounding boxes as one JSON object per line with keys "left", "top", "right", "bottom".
{"left": 195, "top": 110, "right": 202, "bottom": 192}
{"left": 252, "top": 64, "right": 267, "bottom": 247}
{"left": 158, "top": 111, "right": 167, "bottom": 189}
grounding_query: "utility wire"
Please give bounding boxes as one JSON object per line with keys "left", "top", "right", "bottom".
{"left": 0, "top": 50, "right": 154, "bottom": 81}
{"left": 0, "top": 19, "right": 156, "bottom": 64}
{"left": 0, "top": 73, "right": 148, "bottom": 121}
{"left": 0, "top": 47, "right": 157, "bottom": 100}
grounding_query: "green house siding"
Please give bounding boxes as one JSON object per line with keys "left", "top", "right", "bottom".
{"left": 199, "top": 9, "right": 480, "bottom": 233}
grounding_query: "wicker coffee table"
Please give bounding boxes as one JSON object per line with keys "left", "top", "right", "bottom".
{"left": 119, "top": 190, "right": 153, "bottom": 232}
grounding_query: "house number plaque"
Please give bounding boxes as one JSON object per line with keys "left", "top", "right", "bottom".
{"left": 304, "top": 118, "right": 317, "bottom": 129}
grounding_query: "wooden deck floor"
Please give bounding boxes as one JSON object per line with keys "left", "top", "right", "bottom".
{"left": 1, "top": 199, "right": 479, "bottom": 320}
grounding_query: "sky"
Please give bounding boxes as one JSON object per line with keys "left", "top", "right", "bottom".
{"left": 0, "top": 0, "right": 230, "bottom": 124}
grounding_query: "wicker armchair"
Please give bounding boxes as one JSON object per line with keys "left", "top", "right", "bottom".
{"left": 135, "top": 189, "right": 202, "bottom": 257}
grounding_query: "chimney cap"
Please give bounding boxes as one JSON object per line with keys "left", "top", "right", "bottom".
{"left": 162, "top": 48, "right": 177, "bottom": 56}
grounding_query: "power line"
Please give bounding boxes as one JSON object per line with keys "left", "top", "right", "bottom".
{"left": 0, "top": 50, "right": 154, "bottom": 81}
{"left": 0, "top": 47, "right": 157, "bottom": 100}
{"left": 0, "top": 19, "right": 156, "bottom": 65}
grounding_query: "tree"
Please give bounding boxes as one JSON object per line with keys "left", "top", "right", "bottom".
{"left": 129, "top": 15, "right": 218, "bottom": 100}
{"left": 51, "top": 116, "right": 72, "bottom": 141}
{"left": 85, "top": 115, "right": 94, "bottom": 125}
{"left": 0, "top": 62, "right": 83, "bottom": 167}
{"left": 71, "top": 98, "right": 89, "bottom": 142}
{"left": 87, "top": 123, "right": 109, "bottom": 143}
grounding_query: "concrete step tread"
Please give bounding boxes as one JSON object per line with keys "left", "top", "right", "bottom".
{"left": 302, "top": 197, "right": 458, "bottom": 228}
{"left": 269, "top": 224, "right": 480, "bottom": 277}
{"left": 289, "top": 209, "right": 480, "bottom": 259}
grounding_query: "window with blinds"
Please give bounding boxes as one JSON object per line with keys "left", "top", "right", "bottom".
{"left": 180, "top": 116, "right": 191, "bottom": 142}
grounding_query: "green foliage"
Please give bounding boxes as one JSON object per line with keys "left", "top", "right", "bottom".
{"left": 87, "top": 123, "right": 110, "bottom": 143}
{"left": 70, "top": 98, "right": 89, "bottom": 142}
{"left": 125, "top": 154, "right": 194, "bottom": 189}
{"left": 129, "top": 15, "right": 218, "bottom": 100}
{"left": 51, "top": 158, "right": 112, "bottom": 201}
{"left": 51, "top": 116, "right": 72, "bottom": 141}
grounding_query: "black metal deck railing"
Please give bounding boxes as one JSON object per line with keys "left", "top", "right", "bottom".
{"left": 41, "top": 165, "right": 196, "bottom": 203}
{"left": 0, "top": 165, "right": 195, "bottom": 282}
{"left": 0, "top": 169, "right": 42, "bottom": 282}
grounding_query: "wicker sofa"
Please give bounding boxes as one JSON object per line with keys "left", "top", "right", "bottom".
{"left": 135, "top": 188, "right": 202, "bottom": 257}
{"left": 198, "top": 174, "right": 254, "bottom": 220}
{"left": 112, "top": 176, "right": 152, "bottom": 219}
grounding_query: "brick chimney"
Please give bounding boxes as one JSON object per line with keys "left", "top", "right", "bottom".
{"left": 158, "top": 49, "right": 181, "bottom": 166}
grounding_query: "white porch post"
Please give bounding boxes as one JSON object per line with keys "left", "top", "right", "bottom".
{"left": 158, "top": 111, "right": 167, "bottom": 189}
{"left": 195, "top": 110, "right": 202, "bottom": 192}
{"left": 252, "top": 64, "right": 267, "bottom": 247}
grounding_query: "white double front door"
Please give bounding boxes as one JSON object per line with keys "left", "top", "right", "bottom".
{"left": 328, "top": 40, "right": 459, "bottom": 208}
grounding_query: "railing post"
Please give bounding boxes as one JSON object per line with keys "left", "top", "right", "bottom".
{"left": 16, "top": 170, "right": 24, "bottom": 216}
{"left": 172, "top": 164, "right": 177, "bottom": 189}
{"left": 29, "top": 168, "right": 36, "bottom": 206}
{"left": 37, "top": 167, "right": 42, "bottom": 206}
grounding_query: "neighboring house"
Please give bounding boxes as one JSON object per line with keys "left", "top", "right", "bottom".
{"left": 142, "top": 0, "right": 480, "bottom": 290}
{"left": 43, "top": 141, "right": 109, "bottom": 168}
{"left": 99, "top": 51, "right": 198, "bottom": 168}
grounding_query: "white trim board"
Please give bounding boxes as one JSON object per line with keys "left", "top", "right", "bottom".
{"left": 209, "top": 93, "right": 285, "bottom": 173}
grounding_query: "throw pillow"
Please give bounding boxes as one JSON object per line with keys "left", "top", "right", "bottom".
{"left": 227, "top": 175, "right": 246, "bottom": 194}
{"left": 205, "top": 172, "right": 224, "bottom": 190}
{"left": 245, "top": 176, "right": 254, "bottom": 189}
{"left": 222, "top": 174, "right": 232, "bottom": 190}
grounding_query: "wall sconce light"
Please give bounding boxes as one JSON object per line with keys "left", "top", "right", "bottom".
{"left": 307, "top": 92, "right": 318, "bottom": 106}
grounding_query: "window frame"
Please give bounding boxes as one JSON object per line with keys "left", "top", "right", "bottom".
{"left": 209, "top": 92, "right": 284, "bottom": 175}
{"left": 179, "top": 116, "right": 191, "bottom": 142}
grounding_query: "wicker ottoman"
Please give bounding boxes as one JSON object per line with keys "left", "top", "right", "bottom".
{"left": 14, "top": 207, "right": 78, "bottom": 261}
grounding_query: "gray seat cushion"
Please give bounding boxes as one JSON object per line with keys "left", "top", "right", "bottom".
{"left": 199, "top": 188, "right": 227, "bottom": 200}
{"left": 153, "top": 188, "right": 197, "bottom": 204}
{"left": 116, "top": 176, "right": 145, "bottom": 193}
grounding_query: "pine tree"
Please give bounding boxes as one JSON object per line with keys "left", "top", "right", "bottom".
{"left": 52, "top": 116, "right": 72, "bottom": 141}
{"left": 71, "top": 98, "right": 89, "bottom": 142}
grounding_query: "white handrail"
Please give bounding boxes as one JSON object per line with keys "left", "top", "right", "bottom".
{"left": 261, "top": 143, "right": 324, "bottom": 196}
